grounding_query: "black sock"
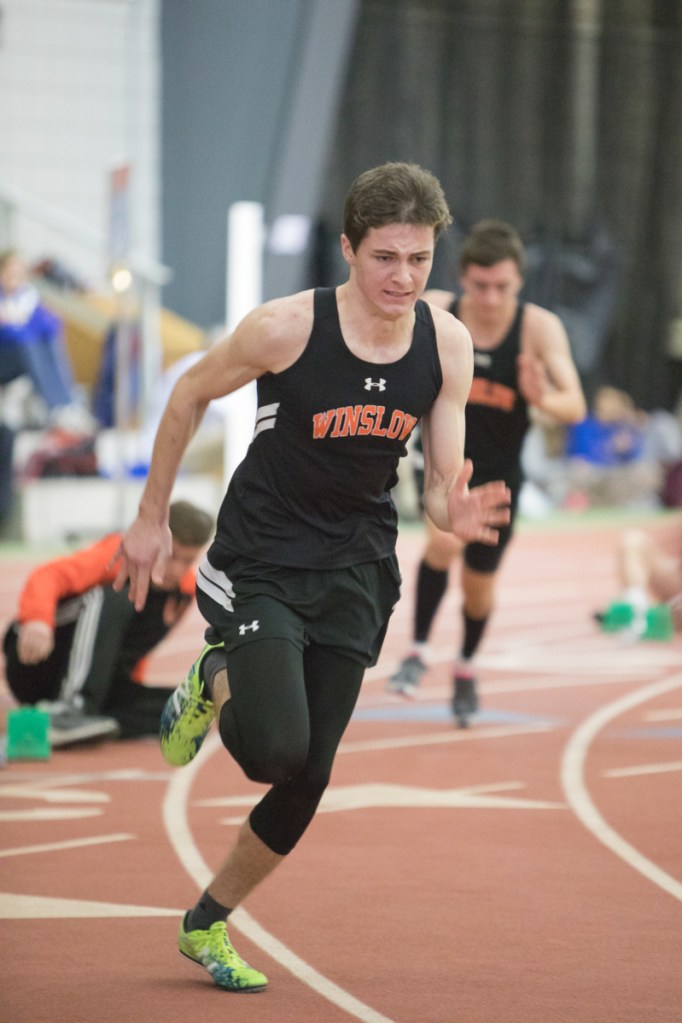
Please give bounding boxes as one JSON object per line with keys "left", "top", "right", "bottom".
{"left": 201, "top": 649, "right": 226, "bottom": 700}
{"left": 185, "top": 889, "right": 232, "bottom": 931}
{"left": 414, "top": 561, "right": 448, "bottom": 643}
{"left": 461, "top": 612, "right": 488, "bottom": 661}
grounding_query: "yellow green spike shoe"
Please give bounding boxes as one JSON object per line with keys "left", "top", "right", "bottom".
{"left": 159, "top": 642, "right": 222, "bottom": 766}
{"left": 178, "top": 918, "right": 268, "bottom": 992}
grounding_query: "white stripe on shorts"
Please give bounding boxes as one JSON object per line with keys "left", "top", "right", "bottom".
{"left": 197, "top": 556, "right": 235, "bottom": 612}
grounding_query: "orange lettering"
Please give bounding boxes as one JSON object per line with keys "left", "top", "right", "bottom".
{"left": 358, "top": 405, "right": 377, "bottom": 435}
{"left": 399, "top": 413, "right": 418, "bottom": 440}
{"left": 386, "top": 410, "right": 404, "bottom": 439}
{"left": 330, "top": 408, "right": 347, "bottom": 437}
{"left": 468, "top": 378, "right": 516, "bottom": 412}
{"left": 371, "top": 405, "right": 388, "bottom": 436}
{"left": 338, "top": 405, "right": 362, "bottom": 437}
{"left": 312, "top": 405, "right": 419, "bottom": 441}
{"left": 312, "top": 409, "right": 336, "bottom": 438}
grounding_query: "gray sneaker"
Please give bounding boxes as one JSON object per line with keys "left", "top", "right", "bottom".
{"left": 386, "top": 654, "right": 426, "bottom": 698}
{"left": 452, "top": 674, "right": 478, "bottom": 728}
{"left": 49, "top": 707, "right": 120, "bottom": 748}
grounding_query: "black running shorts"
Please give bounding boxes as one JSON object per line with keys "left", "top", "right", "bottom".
{"left": 195, "top": 546, "right": 402, "bottom": 668}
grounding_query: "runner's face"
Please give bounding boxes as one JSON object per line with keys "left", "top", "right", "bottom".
{"left": 342, "top": 223, "right": 435, "bottom": 317}
{"left": 459, "top": 259, "right": 523, "bottom": 320}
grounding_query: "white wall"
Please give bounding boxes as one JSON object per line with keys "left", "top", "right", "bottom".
{"left": 0, "top": 0, "right": 160, "bottom": 287}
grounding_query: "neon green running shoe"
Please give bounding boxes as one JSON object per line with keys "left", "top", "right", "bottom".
{"left": 159, "top": 642, "right": 222, "bottom": 766}
{"left": 178, "top": 918, "right": 268, "bottom": 992}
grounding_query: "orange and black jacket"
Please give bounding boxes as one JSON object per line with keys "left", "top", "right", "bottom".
{"left": 17, "top": 533, "right": 196, "bottom": 682}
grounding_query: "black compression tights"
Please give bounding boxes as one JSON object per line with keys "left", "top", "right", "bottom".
{"left": 218, "top": 638, "right": 365, "bottom": 855}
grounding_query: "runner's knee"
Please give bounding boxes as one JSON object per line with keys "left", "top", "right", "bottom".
{"left": 218, "top": 701, "right": 308, "bottom": 784}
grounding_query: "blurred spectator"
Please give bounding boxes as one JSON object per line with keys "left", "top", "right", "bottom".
{"left": 522, "top": 386, "right": 680, "bottom": 513}
{"left": 0, "top": 249, "right": 78, "bottom": 417}
{"left": 92, "top": 320, "right": 142, "bottom": 429}
{"left": 0, "top": 250, "right": 98, "bottom": 527}
{"left": 567, "top": 385, "right": 645, "bottom": 463}
{"left": 32, "top": 256, "right": 88, "bottom": 293}
{"left": 563, "top": 386, "right": 664, "bottom": 508}
{"left": 3, "top": 500, "right": 214, "bottom": 746}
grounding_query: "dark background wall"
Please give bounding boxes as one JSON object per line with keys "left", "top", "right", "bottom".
{"left": 161, "top": 0, "right": 682, "bottom": 411}
{"left": 161, "top": 0, "right": 358, "bottom": 329}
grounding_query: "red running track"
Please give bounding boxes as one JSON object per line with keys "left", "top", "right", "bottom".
{"left": 1, "top": 512, "right": 681, "bottom": 1022}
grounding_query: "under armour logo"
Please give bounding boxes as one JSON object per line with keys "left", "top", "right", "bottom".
{"left": 238, "top": 620, "right": 260, "bottom": 635}
{"left": 364, "top": 377, "right": 386, "bottom": 391}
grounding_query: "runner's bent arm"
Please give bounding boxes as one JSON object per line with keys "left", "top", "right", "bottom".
{"left": 518, "top": 306, "right": 586, "bottom": 424}
{"left": 114, "top": 294, "right": 313, "bottom": 609}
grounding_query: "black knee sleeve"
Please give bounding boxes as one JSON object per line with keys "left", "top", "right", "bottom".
{"left": 249, "top": 767, "right": 331, "bottom": 855}
{"left": 218, "top": 699, "right": 308, "bottom": 785}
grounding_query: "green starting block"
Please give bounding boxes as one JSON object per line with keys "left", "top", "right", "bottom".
{"left": 6, "top": 706, "right": 51, "bottom": 761}
{"left": 600, "top": 602, "right": 635, "bottom": 632}
{"left": 644, "top": 603, "right": 674, "bottom": 641}
{"left": 600, "top": 601, "right": 674, "bottom": 641}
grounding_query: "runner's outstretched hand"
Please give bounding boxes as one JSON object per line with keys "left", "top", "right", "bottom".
{"left": 447, "top": 459, "right": 511, "bottom": 545}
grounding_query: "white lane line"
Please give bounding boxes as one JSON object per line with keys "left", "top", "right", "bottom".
{"left": 0, "top": 808, "right": 101, "bottom": 822}
{"left": 605, "top": 761, "right": 682, "bottom": 778}
{"left": 339, "top": 723, "right": 553, "bottom": 754}
{"left": 560, "top": 673, "right": 682, "bottom": 901}
{"left": 0, "top": 892, "right": 181, "bottom": 919}
{"left": 643, "top": 708, "right": 682, "bottom": 721}
{"left": 163, "top": 733, "right": 397, "bottom": 1023}
{"left": 0, "top": 832, "right": 134, "bottom": 858}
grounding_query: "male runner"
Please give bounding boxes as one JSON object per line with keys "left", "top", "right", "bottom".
{"left": 114, "top": 164, "right": 511, "bottom": 992}
{"left": 389, "top": 220, "right": 586, "bottom": 724}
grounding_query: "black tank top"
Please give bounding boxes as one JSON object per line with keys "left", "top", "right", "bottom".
{"left": 214, "top": 287, "right": 443, "bottom": 569}
{"left": 452, "top": 299, "right": 529, "bottom": 487}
